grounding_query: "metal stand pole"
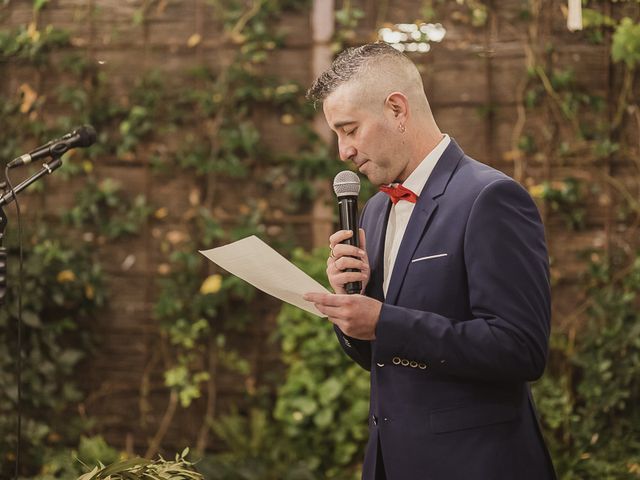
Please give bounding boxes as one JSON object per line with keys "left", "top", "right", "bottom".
{"left": 0, "top": 194, "right": 6, "bottom": 306}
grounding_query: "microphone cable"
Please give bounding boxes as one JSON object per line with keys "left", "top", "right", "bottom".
{"left": 5, "top": 165, "right": 24, "bottom": 480}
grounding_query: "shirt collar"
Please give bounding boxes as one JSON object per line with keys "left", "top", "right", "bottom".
{"left": 401, "top": 134, "right": 450, "bottom": 197}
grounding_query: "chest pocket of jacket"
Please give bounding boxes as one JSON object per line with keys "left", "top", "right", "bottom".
{"left": 402, "top": 253, "right": 455, "bottom": 305}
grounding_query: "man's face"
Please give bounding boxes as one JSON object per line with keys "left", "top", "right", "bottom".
{"left": 323, "top": 83, "right": 407, "bottom": 186}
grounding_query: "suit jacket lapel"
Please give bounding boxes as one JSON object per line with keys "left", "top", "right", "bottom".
{"left": 384, "top": 140, "right": 465, "bottom": 305}
{"left": 363, "top": 195, "right": 391, "bottom": 302}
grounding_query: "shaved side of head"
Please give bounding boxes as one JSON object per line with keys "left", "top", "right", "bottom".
{"left": 308, "top": 42, "right": 432, "bottom": 118}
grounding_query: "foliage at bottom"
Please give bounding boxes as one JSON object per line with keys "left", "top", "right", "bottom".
{"left": 533, "top": 254, "right": 640, "bottom": 479}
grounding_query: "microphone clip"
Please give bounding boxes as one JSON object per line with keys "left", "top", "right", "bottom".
{"left": 0, "top": 155, "right": 64, "bottom": 208}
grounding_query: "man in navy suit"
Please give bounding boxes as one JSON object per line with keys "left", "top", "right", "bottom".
{"left": 304, "top": 43, "right": 556, "bottom": 480}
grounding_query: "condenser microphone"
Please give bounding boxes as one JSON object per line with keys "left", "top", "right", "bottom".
{"left": 8, "top": 125, "right": 97, "bottom": 168}
{"left": 333, "top": 170, "right": 362, "bottom": 294}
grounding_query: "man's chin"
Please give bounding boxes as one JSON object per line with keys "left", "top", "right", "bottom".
{"left": 358, "top": 165, "right": 391, "bottom": 186}
{"left": 359, "top": 166, "right": 380, "bottom": 185}
{"left": 363, "top": 173, "right": 380, "bottom": 185}
{"left": 365, "top": 174, "right": 390, "bottom": 187}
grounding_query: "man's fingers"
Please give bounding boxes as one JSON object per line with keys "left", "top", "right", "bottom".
{"left": 304, "top": 292, "right": 348, "bottom": 308}
{"left": 329, "top": 258, "right": 369, "bottom": 276}
{"left": 303, "top": 292, "right": 336, "bottom": 305}
{"left": 329, "top": 230, "right": 367, "bottom": 263}
{"left": 331, "top": 271, "right": 367, "bottom": 285}
{"left": 328, "top": 261, "right": 366, "bottom": 277}
{"left": 329, "top": 230, "right": 353, "bottom": 248}
{"left": 334, "top": 256, "right": 366, "bottom": 271}
{"left": 332, "top": 243, "right": 365, "bottom": 260}
{"left": 312, "top": 303, "right": 344, "bottom": 319}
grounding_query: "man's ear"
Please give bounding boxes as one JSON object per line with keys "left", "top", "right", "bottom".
{"left": 384, "top": 92, "right": 409, "bottom": 122}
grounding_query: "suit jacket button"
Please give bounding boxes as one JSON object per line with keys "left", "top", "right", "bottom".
{"left": 372, "top": 415, "right": 378, "bottom": 426}
{"left": 418, "top": 363, "right": 427, "bottom": 369}
{"left": 409, "top": 361, "right": 418, "bottom": 368}
{"left": 376, "top": 363, "right": 385, "bottom": 367}
{"left": 401, "top": 359, "right": 409, "bottom": 366}
{"left": 392, "top": 357, "right": 401, "bottom": 365}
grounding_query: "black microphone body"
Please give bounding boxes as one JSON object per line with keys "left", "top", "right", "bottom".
{"left": 333, "top": 171, "right": 362, "bottom": 295}
{"left": 8, "top": 125, "right": 97, "bottom": 168}
{"left": 338, "top": 194, "right": 362, "bottom": 294}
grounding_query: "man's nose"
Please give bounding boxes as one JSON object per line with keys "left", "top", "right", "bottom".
{"left": 339, "top": 144, "right": 357, "bottom": 162}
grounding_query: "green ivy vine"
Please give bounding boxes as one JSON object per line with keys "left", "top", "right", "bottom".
{"left": 508, "top": 2, "right": 640, "bottom": 478}
{"left": 0, "top": 2, "right": 153, "bottom": 476}
{"left": 2, "top": 1, "right": 640, "bottom": 479}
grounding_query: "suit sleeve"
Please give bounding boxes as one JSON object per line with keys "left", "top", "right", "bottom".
{"left": 373, "top": 179, "right": 551, "bottom": 382}
{"left": 334, "top": 326, "right": 372, "bottom": 371}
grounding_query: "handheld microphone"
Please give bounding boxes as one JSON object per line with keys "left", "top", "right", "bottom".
{"left": 8, "top": 125, "right": 97, "bottom": 168}
{"left": 333, "top": 170, "right": 362, "bottom": 294}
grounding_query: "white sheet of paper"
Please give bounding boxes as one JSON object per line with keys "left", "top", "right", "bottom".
{"left": 199, "top": 235, "right": 330, "bottom": 317}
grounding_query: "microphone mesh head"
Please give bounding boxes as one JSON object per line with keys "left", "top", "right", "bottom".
{"left": 333, "top": 170, "right": 360, "bottom": 197}
{"left": 77, "top": 125, "right": 97, "bottom": 147}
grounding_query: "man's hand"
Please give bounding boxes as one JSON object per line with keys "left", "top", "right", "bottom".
{"left": 303, "top": 292, "right": 382, "bottom": 340}
{"left": 328, "top": 229, "right": 370, "bottom": 294}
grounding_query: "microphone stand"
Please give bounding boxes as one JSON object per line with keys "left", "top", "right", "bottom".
{"left": 0, "top": 156, "right": 63, "bottom": 305}
{"left": 0, "top": 184, "right": 6, "bottom": 306}
{"left": 1, "top": 155, "right": 63, "bottom": 479}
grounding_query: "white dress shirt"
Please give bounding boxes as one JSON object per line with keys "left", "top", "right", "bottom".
{"left": 383, "top": 134, "right": 451, "bottom": 297}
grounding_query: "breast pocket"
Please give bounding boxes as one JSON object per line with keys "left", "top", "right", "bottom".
{"left": 402, "top": 252, "right": 454, "bottom": 306}
{"left": 411, "top": 253, "right": 448, "bottom": 263}
{"left": 406, "top": 252, "right": 450, "bottom": 279}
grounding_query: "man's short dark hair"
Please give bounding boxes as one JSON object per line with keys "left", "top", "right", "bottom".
{"left": 306, "top": 42, "right": 405, "bottom": 104}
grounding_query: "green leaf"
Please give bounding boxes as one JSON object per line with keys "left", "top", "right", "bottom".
{"left": 33, "top": 0, "right": 49, "bottom": 11}
{"left": 612, "top": 18, "right": 640, "bottom": 68}
{"left": 22, "top": 310, "right": 42, "bottom": 328}
{"left": 313, "top": 408, "right": 334, "bottom": 428}
{"left": 76, "top": 466, "right": 100, "bottom": 480}
{"left": 318, "top": 377, "right": 343, "bottom": 404}
{"left": 93, "top": 457, "right": 152, "bottom": 477}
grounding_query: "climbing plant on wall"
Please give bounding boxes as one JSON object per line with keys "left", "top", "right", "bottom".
{"left": 1, "top": 1, "right": 640, "bottom": 479}
{"left": 500, "top": 2, "right": 640, "bottom": 478}
{"left": 0, "top": 2, "right": 153, "bottom": 475}
{"left": 0, "top": 0, "right": 348, "bottom": 477}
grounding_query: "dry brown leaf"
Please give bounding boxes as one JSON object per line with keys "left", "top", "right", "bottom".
{"left": 187, "top": 33, "right": 202, "bottom": 48}
{"left": 19, "top": 83, "right": 38, "bottom": 113}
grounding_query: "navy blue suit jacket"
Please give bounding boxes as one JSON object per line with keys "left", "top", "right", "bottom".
{"left": 335, "top": 140, "right": 556, "bottom": 480}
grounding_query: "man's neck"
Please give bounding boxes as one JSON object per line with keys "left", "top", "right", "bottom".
{"left": 399, "top": 128, "right": 444, "bottom": 181}
{"left": 417, "top": 130, "right": 444, "bottom": 162}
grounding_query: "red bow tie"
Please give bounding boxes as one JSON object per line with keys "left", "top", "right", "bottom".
{"left": 379, "top": 184, "right": 418, "bottom": 204}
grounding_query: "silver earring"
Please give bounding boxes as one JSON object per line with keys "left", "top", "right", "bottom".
{"left": 398, "top": 124, "right": 406, "bottom": 133}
